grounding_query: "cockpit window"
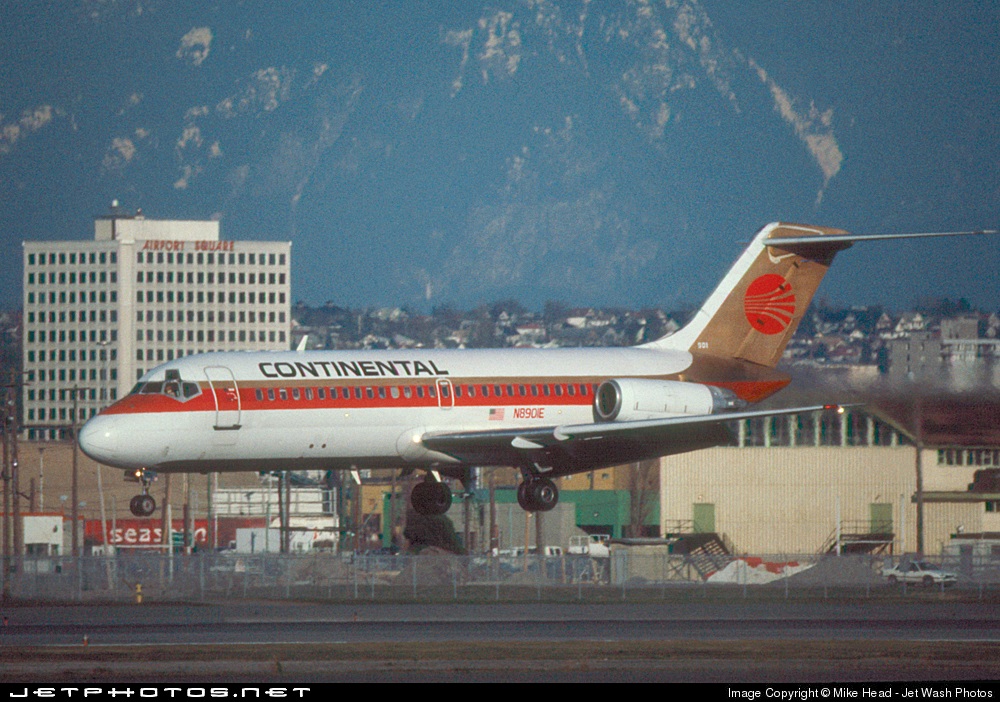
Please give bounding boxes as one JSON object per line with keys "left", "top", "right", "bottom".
{"left": 131, "top": 369, "right": 201, "bottom": 402}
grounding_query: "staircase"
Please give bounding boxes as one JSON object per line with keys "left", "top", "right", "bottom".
{"left": 820, "top": 520, "right": 894, "bottom": 555}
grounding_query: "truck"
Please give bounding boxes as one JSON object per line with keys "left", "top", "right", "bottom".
{"left": 568, "top": 534, "right": 610, "bottom": 558}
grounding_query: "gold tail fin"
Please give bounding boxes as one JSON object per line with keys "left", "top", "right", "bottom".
{"left": 645, "top": 222, "right": 851, "bottom": 368}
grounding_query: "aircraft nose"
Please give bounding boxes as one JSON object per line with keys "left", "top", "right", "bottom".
{"left": 77, "top": 414, "right": 120, "bottom": 465}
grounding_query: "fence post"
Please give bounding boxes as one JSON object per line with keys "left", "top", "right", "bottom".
{"left": 537, "top": 555, "right": 542, "bottom": 601}
{"left": 285, "top": 555, "right": 292, "bottom": 600}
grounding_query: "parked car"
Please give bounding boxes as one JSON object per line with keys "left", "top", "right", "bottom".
{"left": 882, "top": 560, "right": 957, "bottom": 586}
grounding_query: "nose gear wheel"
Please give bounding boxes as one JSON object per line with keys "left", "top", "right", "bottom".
{"left": 129, "top": 494, "right": 156, "bottom": 517}
{"left": 128, "top": 468, "right": 158, "bottom": 517}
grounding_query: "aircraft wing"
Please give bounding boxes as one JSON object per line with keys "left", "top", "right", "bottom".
{"left": 421, "top": 404, "right": 843, "bottom": 471}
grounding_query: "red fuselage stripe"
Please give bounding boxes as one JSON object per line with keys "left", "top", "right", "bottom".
{"left": 100, "top": 376, "right": 787, "bottom": 416}
{"left": 101, "top": 381, "right": 599, "bottom": 415}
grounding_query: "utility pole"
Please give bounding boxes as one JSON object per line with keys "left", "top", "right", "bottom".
{"left": 915, "top": 398, "right": 925, "bottom": 557}
{"left": 284, "top": 470, "right": 291, "bottom": 554}
{"left": 489, "top": 471, "right": 497, "bottom": 555}
{"left": 70, "top": 386, "right": 81, "bottom": 559}
{"left": 37, "top": 447, "right": 44, "bottom": 511}
{"left": 1, "top": 387, "right": 9, "bottom": 601}
{"left": 9, "top": 389, "right": 21, "bottom": 570}
{"left": 2, "top": 371, "right": 25, "bottom": 599}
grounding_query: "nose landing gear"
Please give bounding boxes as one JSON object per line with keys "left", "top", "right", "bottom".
{"left": 125, "top": 468, "right": 158, "bottom": 517}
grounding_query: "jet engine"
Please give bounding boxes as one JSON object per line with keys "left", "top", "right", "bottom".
{"left": 593, "top": 378, "right": 746, "bottom": 422}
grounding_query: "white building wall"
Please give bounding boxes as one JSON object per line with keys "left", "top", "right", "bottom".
{"left": 23, "top": 514, "right": 63, "bottom": 554}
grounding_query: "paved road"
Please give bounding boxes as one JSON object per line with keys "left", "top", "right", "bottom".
{"left": 3, "top": 601, "right": 999, "bottom": 682}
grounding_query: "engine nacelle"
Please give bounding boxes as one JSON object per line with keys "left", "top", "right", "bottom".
{"left": 594, "top": 379, "right": 746, "bottom": 422}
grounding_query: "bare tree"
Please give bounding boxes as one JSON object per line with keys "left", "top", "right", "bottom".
{"left": 625, "top": 459, "right": 659, "bottom": 538}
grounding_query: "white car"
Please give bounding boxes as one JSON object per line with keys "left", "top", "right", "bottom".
{"left": 882, "top": 561, "right": 957, "bottom": 586}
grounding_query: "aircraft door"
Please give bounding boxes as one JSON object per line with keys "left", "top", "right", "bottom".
{"left": 205, "top": 366, "right": 242, "bottom": 430}
{"left": 436, "top": 378, "right": 454, "bottom": 410}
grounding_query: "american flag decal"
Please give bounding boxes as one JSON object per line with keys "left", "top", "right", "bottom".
{"left": 488, "top": 408, "right": 505, "bottom": 421}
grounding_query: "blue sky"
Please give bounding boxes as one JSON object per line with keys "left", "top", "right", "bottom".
{"left": 1, "top": 1, "right": 997, "bottom": 313}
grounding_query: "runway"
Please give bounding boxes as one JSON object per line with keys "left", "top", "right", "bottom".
{"left": 2, "top": 600, "right": 999, "bottom": 682}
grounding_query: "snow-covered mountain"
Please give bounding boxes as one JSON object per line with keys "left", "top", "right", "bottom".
{"left": 1, "top": 1, "right": 997, "bottom": 311}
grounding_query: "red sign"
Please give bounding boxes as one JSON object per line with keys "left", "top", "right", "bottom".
{"left": 140, "top": 240, "right": 234, "bottom": 252}
{"left": 84, "top": 517, "right": 266, "bottom": 547}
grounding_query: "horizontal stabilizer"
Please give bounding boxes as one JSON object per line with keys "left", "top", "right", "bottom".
{"left": 764, "top": 229, "right": 997, "bottom": 249}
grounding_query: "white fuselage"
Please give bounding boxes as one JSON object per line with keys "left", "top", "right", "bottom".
{"left": 79, "top": 345, "right": 695, "bottom": 473}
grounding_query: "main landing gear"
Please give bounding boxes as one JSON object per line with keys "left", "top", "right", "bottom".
{"left": 126, "top": 468, "right": 158, "bottom": 517}
{"left": 410, "top": 477, "right": 453, "bottom": 516}
{"left": 517, "top": 475, "right": 559, "bottom": 512}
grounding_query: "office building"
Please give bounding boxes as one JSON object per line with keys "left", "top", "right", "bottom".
{"left": 22, "top": 208, "right": 291, "bottom": 439}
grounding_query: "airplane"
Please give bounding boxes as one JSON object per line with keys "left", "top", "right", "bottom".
{"left": 77, "top": 222, "right": 995, "bottom": 518}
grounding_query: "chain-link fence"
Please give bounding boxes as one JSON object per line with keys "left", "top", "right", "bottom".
{"left": 2, "top": 551, "right": 998, "bottom": 602}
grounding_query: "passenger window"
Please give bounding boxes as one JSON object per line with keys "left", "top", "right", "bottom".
{"left": 555, "top": 385, "right": 563, "bottom": 397}
{"left": 279, "top": 389, "right": 288, "bottom": 401}
{"left": 417, "top": 386, "right": 424, "bottom": 399}
{"left": 542, "top": 385, "right": 550, "bottom": 396}
{"left": 494, "top": 385, "right": 502, "bottom": 397}
{"left": 467, "top": 385, "right": 476, "bottom": 398}
{"left": 506, "top": 384, "right": 514, "bottom": 396}
{"left": 378, "top": 387, "right": 386, "bottom": 399}
{"left": 481, "top": 385, "right": 490, "bottom": 397}
{"left": 317, "top": 388, "right": 326, "bottom": 400}
{"left": 428, "top": 386, "right": 437, "bottom": 399}
{"left": 519, "top": 385, "right": 526, "bottom": 396}
{"left": 568, "top": 385, "right": 576, "bottom": 396}
{"left": 366, "top": 387, "right": 374, "bottom": 399}
{"left": 255, "top": 389, "right": 264, "bottom": 401}
{"left": 404, "top": 386, "right": 412, "bottom": 399}
{"left": 268, "top": 388, "right": 275, "bottom": 401}
{"left": 305, "top": 388, "right": 313, "bottom": 400}
{"left": 292, "top": 388, "right": 300, "bottom": 400}
{"left": 390, "top": 386, "right": 400, "bottom": 399}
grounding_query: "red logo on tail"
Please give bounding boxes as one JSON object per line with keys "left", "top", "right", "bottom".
{"left": 744, "top": 274, "right": 795, "bottom": 335}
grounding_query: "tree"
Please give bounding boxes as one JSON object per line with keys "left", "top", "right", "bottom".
{"left": 404, "top": 510, "right": 464, "bottom": 554}
{"left": 625, "top": 460, "right": 659, "bottom": 538}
